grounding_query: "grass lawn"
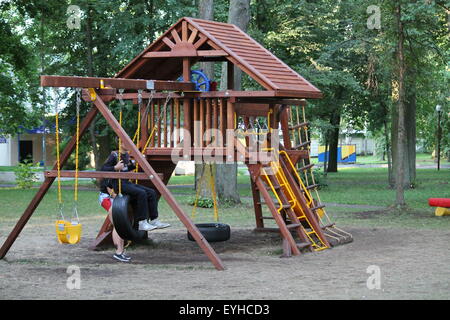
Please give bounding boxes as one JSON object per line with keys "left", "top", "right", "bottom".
{"left": 1, "top": 164, "right": 449, "bottom": 232}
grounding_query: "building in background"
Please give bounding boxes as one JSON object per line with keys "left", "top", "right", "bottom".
{"left": 0, "top": 125, "right": 55, "bottom": 167}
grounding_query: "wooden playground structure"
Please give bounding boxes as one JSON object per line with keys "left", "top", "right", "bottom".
{"left": 0, "top": 17, "right": 352, "bottom": 270}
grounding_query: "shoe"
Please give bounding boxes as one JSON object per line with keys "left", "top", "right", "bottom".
{"left": 138, "top": 220, "right": 158, "bottom": 231}
{"left": 149, "top": 219, "right": 171, "bottom": 229}
{"left": 113, "top": 252, "right": 131, "bottom": 262}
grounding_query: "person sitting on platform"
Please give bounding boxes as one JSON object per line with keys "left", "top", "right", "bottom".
{"left": 100, "top": 141, "right": 171, "bottom": 233}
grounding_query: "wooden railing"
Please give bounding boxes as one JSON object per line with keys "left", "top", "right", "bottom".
{"left": 140, "top": 97, "right": 233, "bottom": 150}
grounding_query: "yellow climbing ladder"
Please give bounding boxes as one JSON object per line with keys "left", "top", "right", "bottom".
{"left": 260, "top": 156, "right": 328, "bottom": 252}
{"left": 287, "top": 104, "right": 353, "bottom": 246}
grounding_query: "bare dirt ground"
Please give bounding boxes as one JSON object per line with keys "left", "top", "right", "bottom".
{"left": 0, "top": 219, "right": 449, "bottom": 300}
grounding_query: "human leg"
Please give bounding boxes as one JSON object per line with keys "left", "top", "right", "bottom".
{"left": 108, "top": 209, "right": 124, "bottom": 255}
{"left": 133, "top": 184, "right": 171, "bottom": 229}
{"left": 120, "top": 182, "right": 156, "bottom": 231}
{"left": 132, "top": 184, "right": 159, "bottom": 220}
{"left": 101, "top": 197, "right": 130, "bottom": 262}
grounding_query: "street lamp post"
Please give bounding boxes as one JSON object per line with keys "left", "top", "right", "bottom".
{"left": 436, "top": 104, "right": 442, "bottom": 171}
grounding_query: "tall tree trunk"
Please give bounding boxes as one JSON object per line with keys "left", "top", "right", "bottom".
{"left": 405, "top": 70, "right": 417, "bottom": 186}
{"left": 394, "top": 2, "right": 407, "bottom": 208}
{"left": 327, "top": 109, "right": 341, "bottom": 173}
{"left": 390, "top": 51, "right": 416, "bottom": 190}
{"left": 40, "top": 8, "right": 46, "bottom": 168}
{"left": 198, "top": 0, "right": 215, "bottom": 79}
{"left": 220, "top": 0, "right": 250, "bottom": 91}
{"left": 385, "top": 119, "right": 394, "bottom": 188}
{"left": 215, "top": 0, "right": 250, "bottom": 204}
{"left": 327, "top": 86, "right": 343, "bottom": 173}
{"left": 145, "top": 0, "right": 155, "bottom": 42}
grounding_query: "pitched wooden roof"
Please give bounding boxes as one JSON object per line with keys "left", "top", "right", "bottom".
{"left": 116, "top": 17, "right": 322, "bottom": 98}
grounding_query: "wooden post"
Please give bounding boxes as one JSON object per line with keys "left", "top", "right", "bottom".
{"left": 212, "top": 99, "right": 218, "bottom": 147}
{"left": 93, "top": 93, "right": 225, "bottom": 270}
{"left": 279, "top": 105, "right": 292, "bottom": 150}
{"left": 170, "top": 100, "right": 174, "bottom": 147}
{"left": 199, "top": 99, "right": 205, "bottom": 148}
{"left": 220, "top": 98, "right": 226, "bottom": 148}
{"left": 0, "top": 107, "right": 99, "bottom": 259}
{"left": 157, "top": 100, "right": 162, "bottom": 147}
{"left": 193, "top": 98, "right": 199, "bottom": 147}
{"left": 150, "top": 100, "right": 155, "bottom": 147}
{"left": 183, "top": 58, "right": 190, "bottom": 82}
{"left": 163, "top": 99, "right": 168, "bottom": 147}
{"left": 226, "top": 100, "right": 235, "bottom": 161}
{"left": 206, "top": 98, "right": 211, "bottom": 145}
{"left": 140, "top": 101, "right": 148, "bottom": 150}
{"left": 183, "top": 98, "right": 192, "bottom": 150}
{"left": 175, "top": 99, "right": 181, "bottom": 145}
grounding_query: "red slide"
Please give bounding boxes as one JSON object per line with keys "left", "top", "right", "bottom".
{"left": 428, "top": 198, "right": 450, "bottom": 207}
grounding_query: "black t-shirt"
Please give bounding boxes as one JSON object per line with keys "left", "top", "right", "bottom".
{"left": 99, "top": 151, "right": 136, "bottom": 194}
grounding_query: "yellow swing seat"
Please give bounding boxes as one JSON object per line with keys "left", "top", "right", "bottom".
{"left": 55, "top": 220, "right": 82, "bottom": 245}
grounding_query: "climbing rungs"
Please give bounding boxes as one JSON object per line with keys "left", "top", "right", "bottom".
{"left": 305, "top": 184, "right": 320, "bottom": 190}
{"left": 296, "top": 242, "right": 312, "bottom": 249}
{"left": 288, "top": 122, "right": 309, "bottom": 130}
{"left": 257, "top": 184, "right": 281, "bottom": 192}
{"left": 321, "top": 223, "right": 335, "bottom": 229}
{"left": 286, "top": 223, "right": 301, "bottom": 229}
{"left": 298, "top": 163, "right": 314, "bottom": 171}
{"left": 256, "top": 200, "right": 290, "bottom": 210}
{"left": 294, "top": 141, "right": 311, "bottom": 149}
{"left": 310, "top": 204, "right": 326, "bottom": 211}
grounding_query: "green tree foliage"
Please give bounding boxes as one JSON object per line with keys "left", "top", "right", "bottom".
{"left": 1, "top": 0, "right": 448, "bottom": 202}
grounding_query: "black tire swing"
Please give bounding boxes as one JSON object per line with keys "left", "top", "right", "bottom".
{"left": 112, "top": 194, "right": 148, "bottom": 241}
{"left": 187, "top": 163, "right": 230, "bottom": 242}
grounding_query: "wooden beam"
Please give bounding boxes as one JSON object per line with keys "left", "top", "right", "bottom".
{"left": 234, "top": 103, "right": 269, "bottom": 117}
{"left": 162, "top": 36, "right": 175, "bottom": 49}
{"left": 143, "top": 50, "right": 227, "bottom": 59}
{"left": 171, "top": 29, "right": 182, "bottom": 44}
{"left": 275, "top": 89, "right": 323, "bottom": 99}
{"left": 193, "top": 34, "right": 208, "bottom": 49}
{"left": 92, "top": 93, "right": 225, "bottom": 270}
{"left": 0, "top": 107, "right": 99, "bottom": 259}
{"left": 182, "top": 21, "right": 188, "bottom": 42}
{"left": 41, "top": 75, "right": 194, "bottom": 91}
{"left": 187, "top": 28, "right": 198, "bottom": 43}
{"left": 44, "top": 170, "right": 163, "bottom": 180}
{"left": 236, "top": 98, "right": 307, "bottom": 106}
{"left": 197, "top": 50, "right": 228, "bottom": 57}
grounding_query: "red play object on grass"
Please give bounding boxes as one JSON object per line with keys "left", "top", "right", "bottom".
{"left": 428, "top": 198, "right": 450, "bottom": 208}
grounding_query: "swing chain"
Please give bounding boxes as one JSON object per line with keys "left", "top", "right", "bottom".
{"left": 118, "top": 88, "right": 125, "bottom": 106}
{"left": 75, "top": 88, "right": 81, "bottom": 114}
{"left": 53, "top": 88, "right": 64, "bottom": 221}
{"left": 141, "top": 91, "right": 173, "bottom": 152}
{"left": 53, "top": 87, "right": 60, "bottom": 114}
{"left": 164, "top": 91, "right": 172, "bottom": 107}
{"left": 145, "top": 90, "right": 155, "bottom": 111}
{"left": 137, "top": 89, "right": 143, "bottom": 107}
{"left": 72, "top": 88, "right": 82, "bottom": 224}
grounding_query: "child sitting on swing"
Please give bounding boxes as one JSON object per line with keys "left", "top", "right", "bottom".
{"left": 98, "top": 140, "right": 170, "bottom": 262}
